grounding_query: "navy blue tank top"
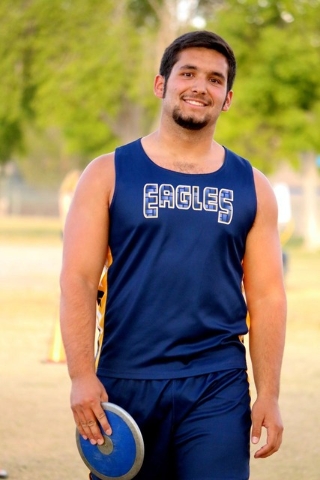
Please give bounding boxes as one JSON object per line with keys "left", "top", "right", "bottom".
{"left": 96, "top": 139, "right": 257, "bottom": 379}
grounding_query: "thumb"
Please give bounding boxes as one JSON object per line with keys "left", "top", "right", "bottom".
{"left": 98, "top": 381, "right": 109, "bottom": 404}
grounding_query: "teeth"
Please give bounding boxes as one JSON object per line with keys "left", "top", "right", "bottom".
{"left": 186, "top": 100, "right": 205, "bottom": 106}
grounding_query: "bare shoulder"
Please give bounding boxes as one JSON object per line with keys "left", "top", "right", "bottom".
{"left": 76, "top": 152, "right": 115, "bottom": 206}
{"left": 252, "top": 167, "right": 278, "bottom": 221}
{"left": 252, "top": 167, "right": 275, "bottom": 196}
{"left": 62, "top": 152, "right": 115, "bottom": 268}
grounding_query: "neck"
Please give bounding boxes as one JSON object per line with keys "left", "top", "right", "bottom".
{"left": 142, "top": 126, "right": 225, "bottom": 174}
{"left": 155, "top": 117, "right": 218, "bottom": 160}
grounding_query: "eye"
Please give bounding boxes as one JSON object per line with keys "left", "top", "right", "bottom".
{"left": 183, "top": 72, "right": 193, "bottom": 77}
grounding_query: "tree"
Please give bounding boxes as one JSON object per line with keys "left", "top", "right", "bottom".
{"left": 1, "top": 0, "right": 320, "bottom": 182}
{"left": 0, "top": 1, "right": 37, "bottom": 162}
{"left": 32, "top": 0, "right": 154, "bottom": 157}
{"left": 203, "top": 0, "right": 320, "bottom": 171}
{"left": 0, "top": 0, "right": 159, "bottom": 181}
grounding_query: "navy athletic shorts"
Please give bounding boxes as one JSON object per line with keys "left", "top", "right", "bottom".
{"left": 90, "top": 369, "right": 251, "bottom": 480}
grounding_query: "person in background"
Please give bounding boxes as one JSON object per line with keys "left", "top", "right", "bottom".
{"left": 58, "top": 169, "right": 81, "bottom": 236}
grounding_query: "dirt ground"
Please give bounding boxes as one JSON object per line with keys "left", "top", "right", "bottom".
{"left": 0, "top": 217, "right": 320, "bottom": 479}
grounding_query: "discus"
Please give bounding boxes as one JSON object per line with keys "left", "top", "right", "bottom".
{"left": 76, "top": 402, "right": 144, "bottom": 480}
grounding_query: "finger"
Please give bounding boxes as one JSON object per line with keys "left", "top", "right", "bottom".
{"left": 254, "top": 427, "right": 283, "bottom": 459}
{"left": 75, "top": 415, "right": 104, "bottom": 445}
{"left": 94, "top": 405, "right": 112, "bottom": 436}
{"left": 73, "top": 408, "right": 101, "bottom": 443}
{"left": 83, "top": 418, "right": 104, "bottom": 445}
{"left": 75, "top": 407, "right": 112, "bottom": 445}
{"left": 73, "top": 411, "right": 88, "bottom": 440}
{"left": 254, "top": 442, "right": 278, "bottom": 458}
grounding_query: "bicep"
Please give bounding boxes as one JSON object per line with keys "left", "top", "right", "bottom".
{"left": 243, "top": 170, "right": 284, "bottom": 309}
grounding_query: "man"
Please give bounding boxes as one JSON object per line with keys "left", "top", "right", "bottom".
{"left": 60, "top": 31, "right": 286, "bottom": 479}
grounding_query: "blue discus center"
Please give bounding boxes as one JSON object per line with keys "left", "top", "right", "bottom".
{"left": 80, "top": 410, "right": 137, "bottom": 477}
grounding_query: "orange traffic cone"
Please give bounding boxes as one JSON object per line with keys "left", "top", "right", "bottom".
{"left": 47, "top": 317, "right": 66, "bottom": 363}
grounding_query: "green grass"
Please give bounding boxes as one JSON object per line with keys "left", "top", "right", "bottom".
{"left": 1, "top": 217, "right": 320, "bottom": 479}
{"left": 0, "top": 215, "right": 61, "bottom": 243}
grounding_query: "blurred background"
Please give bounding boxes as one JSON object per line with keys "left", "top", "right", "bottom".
{"left": 0, "top": 0, "right": 320, "bottom": 250}
{"left": 0, "top": 1, "right": 320, "bottom": 479}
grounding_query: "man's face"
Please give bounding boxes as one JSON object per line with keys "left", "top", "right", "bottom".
{"left": 155, "top": 47, "right": 232, "bottom": 131}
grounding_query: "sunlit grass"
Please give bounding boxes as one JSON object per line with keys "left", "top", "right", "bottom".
{"left": 0, "top": 217, "right": 319, "bottom": 479}
{"left": 0, "top": 215, "right": 61, "bottom": 243}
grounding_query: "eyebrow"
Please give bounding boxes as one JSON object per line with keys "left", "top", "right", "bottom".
{"left": 178, "top": 64, "right": 226, "bottom": 81}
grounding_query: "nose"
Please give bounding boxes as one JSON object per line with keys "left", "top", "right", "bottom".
{"left": 191, "top": 76, "right": 207, "bottom": 94}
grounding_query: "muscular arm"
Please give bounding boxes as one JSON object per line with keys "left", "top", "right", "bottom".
{"left": 60, "top": 153, "right": 115, "bottom": 445}
{"left": 243, "top": 168, "right": 287, "bottom": 458}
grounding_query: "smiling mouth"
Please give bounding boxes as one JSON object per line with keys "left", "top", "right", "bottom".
{"left": 183, "top": 98, "right": 208, "bottom": 107}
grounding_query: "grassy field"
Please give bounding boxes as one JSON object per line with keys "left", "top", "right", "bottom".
{"left": 0, "top": 216, "right": 319, "bottom": 479}
{"left": 0, "top": 215, "right": 61, "bottom": 244}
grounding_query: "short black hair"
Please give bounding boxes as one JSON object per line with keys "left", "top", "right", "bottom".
{"left": 159, "top": 30, "right": 236, "bottom": 92}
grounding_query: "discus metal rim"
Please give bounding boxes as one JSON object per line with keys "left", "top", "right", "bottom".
{"left": 76, "top": 402, "right": 144, "bottom": 480}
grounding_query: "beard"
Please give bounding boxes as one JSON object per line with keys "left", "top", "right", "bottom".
{"left": 172, "top": 106, "right": 210, "bottom": 131}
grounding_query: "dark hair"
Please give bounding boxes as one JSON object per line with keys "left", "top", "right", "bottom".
{"left": 159, "top": 30, "right": 236, "bottom": 92}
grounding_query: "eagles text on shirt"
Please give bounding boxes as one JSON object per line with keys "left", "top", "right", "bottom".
{"left": 143, "top": 183, "right": 234, "bottom": 224}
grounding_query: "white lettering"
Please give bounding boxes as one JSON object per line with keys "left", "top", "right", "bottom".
{"left": 203, "top": 187, "right": 218, "bottom": 212}
{"left": 159, "top": 184, "right": 175, "bottom": 209}
{"left": 176, "top": 185, "right": 192, "bottom": 210}
{"left": 143, "top": 183, "right": 158, "bottom": 218}
{"left": 143, "top": 184, "right": 234, "bottom": 222}
{"left": 218, "top": 189, "right": 233, "bottom": 224}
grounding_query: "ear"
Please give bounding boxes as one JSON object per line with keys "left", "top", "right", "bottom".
{"left": 222, "top": 90, "right": 233, "bottom": 112}
{"left": 154, "top": 74, "right": 165, "bottom": 99}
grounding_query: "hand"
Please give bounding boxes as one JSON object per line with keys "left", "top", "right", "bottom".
{"left": 251, "top": 396, "right": 284, "bottom": 458}
{"left": 71, "top": 374, "right": 111, "bottom": 446}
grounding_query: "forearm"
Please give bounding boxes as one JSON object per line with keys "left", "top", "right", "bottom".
{"left": 60, "top": 275, "right": 98, "bottom": 380}
{"left": 249, "top": 294, "right": 286, "bottom": 399}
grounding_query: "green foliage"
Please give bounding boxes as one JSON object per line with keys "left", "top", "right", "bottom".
{"left": 0, "top": 119, "right": 23, "bottom": 161}
{"left": 0, "top": 0, "right": 159, "bottom": 179}
{"left": 205, "top": 0, "right": 320, "bottom": 171}
{"left": 127, "top": 0, "right": 159, "bottom": 27}
{"left": 0, "top": 1, "right": 37, "bottom": 162}
{"left": 31, "top": 0, "right": 157, "bottom": 159}
{"left": 1, "top": 0, "right": 320, "bottom": 180}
